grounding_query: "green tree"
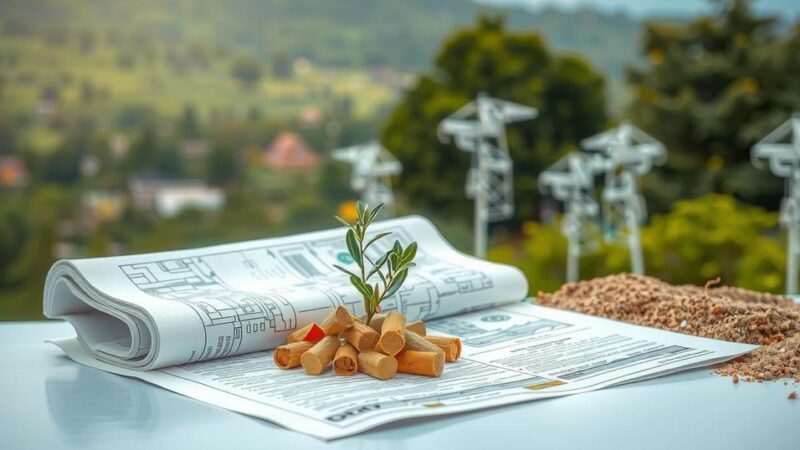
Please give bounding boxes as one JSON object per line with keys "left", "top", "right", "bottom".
{"left": 489, "top": 194, "right": 785, "bottom": 295}
{"left": 2, "top": 187, "right": 72, "bottom": 319}
{"left": 40, "top": 132, "right": 88, "bottom": 184}
{"left": 129, "top": 126, "right": 159, "bottom": 172}
{"left": 271, "top": 51, "right": 292, "bottom": 79}
{"left": 0, "top": 202, "right": 28, "bottom": 284}
{"left": 157, "top": 145, "right": 183, "bottom": 177}
{"left": 206, "top": 144, "right": 238, "bottom": 186}
{"left": 627, "top": 0, "right": 799, "bottom": 211}
{"left": 381, "top": 15, "right": 607, "bottom": 224}
{"left": 230, "top": 57, "right": 263, "bottom": 90}
{"left": 179, "top": 103, "right": 201, "bottom": 138}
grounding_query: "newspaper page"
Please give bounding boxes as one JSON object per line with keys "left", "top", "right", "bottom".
{"left": 52, "top": 302, "right": 756, "bottom": 440}
{"left": 43, "top": 216, "right": 528, "bottom": 370}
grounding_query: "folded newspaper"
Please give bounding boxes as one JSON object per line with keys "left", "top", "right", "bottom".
{"left": 44, "top": 216, "right": 756, "bottom": 439}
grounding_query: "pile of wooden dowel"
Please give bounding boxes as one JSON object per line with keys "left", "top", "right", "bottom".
{"left": 273, "top": 306, "right": 461, "bottom": 379}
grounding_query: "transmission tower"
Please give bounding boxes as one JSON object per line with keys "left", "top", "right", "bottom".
{"left": 539, "top": 153, "right": 601, "bottom": 282}
{"left": 333, "top": 141, "right": 403, "bottom": 216}
{"left": 751, "top": 113, "right": 800, "bottom": 294}
{"left": 437, "top": 92, "right": 537, "bottom": 257}
{"left": 581, "top": 122, "right": 666, "bottom": 275}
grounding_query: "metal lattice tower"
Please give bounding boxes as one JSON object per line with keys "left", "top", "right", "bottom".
{"left": 751, "top": 113, "right": 800, "bottom": 294}
{"left": 437, "top": 93, "right": 537, "bottom": 257}
{"left": 332, "top": 141, "right": 403, "bottom": 216}
{"left": 581, "top": 122, "right": 666, "bottom": 275}
{"left": 539, "top": 153, "right": 601, "bottom": 282}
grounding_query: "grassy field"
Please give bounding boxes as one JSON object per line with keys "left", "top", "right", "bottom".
{"left": 0, "top": 34, "right": 399, "bottom": 148}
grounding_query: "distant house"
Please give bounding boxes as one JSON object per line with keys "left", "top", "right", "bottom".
{"left": 154, "top": 185, "right": 225, "bottom": 218}
{"left": 262, "top": 132, "right": 321, "bottom": 171}
{"left": 128, "top": 174, "right": 225, "bottom": 217}
{"left": 0, "top": 156, "right": 29, "bottom": 188}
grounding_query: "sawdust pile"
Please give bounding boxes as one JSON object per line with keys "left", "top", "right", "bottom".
{"left": 537, "top": 273, "right": 800, "bottom": 382}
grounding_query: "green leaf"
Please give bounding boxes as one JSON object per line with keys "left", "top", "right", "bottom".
{"left": 373, "top": 251, "right": 390, "bottom": 268}
{"left": 332, "top": 264, "right": 359, "bottom": 279}
{"left": 333, "top": 215, "right": 352, "bottom": 228}
{"left": 371, "top": 284, "right": 381, "bottom": 308}
{"left": 356, "top": 201, "right": 366, "bottom": 223}
{"left": 368, "top": 203, "right": 384, "bottom": 224}
{"left": 364, "top": 231, "right": 392, "bottom": 251}
{"left": 393, "top": 240, "right": 402, "bottom": 254}
{"left": 346, "top": 229, "right": 362, "bottom": 266}
{"left": 350, "top": 275, "right": 372, "bottom": 299}
{"left": 402, "top": 241, "right": 417, "bottom": 263}
{"left": 384, "top": 269, "right": 408, "bottom": 298}
{"left": 393, "top": 241, "right": 418, "bottom": 272}
{"left": 355, "top": 223, "right": 364, "bottom": 241}
{"left": 366, "top": 251, "right": 390, "bottom": 279}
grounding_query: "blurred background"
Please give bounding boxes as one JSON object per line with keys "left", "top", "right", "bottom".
{"left": 0, "top": 0, "right": 799, "bottom": 320}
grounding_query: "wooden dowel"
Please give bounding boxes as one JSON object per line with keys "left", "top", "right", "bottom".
{"left": 357, "top": 351, "right": 398, "bottom": 380}
{"left": 396, "top": 350, "right": 444, "bottom": 377}
{"left": 333, "top": 343, "right": 358, "bottom": 376}
{"left": 287, "top": 322, "right": 325, "bottom": 343}
{"left": 367, "top": 313, "right": 386, "bottom": 332}
{"left": 406, "top": 320, "right": 426, "bottom": 336}
{"left": 370, "top": 313, "right": 425, "bottom": 335}
{"left": 320, "top": 306, "right": 353, "bottom": 335}
{"left": 273, "top": 341, "right": 314, "bottom": 369}
{"left": 404, "top": 330, "right": 444, "bottom": 356}
{"left": 378, "top": 311, "right": 406, "bottom": 356}
{"left": 300, "top": 335, "right": 340, "bottom": 375}
{"left": 341, "top": 321, "right": 379, "bottom": 352}
{"left": 425, "top": 335, "right": 462, "bottom": 362}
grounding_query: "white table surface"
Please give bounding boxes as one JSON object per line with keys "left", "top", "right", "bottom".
{"left": 1, "top": 320, "right": 798, "bottom": 450}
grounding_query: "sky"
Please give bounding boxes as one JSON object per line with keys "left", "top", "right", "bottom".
{"left": 479, "top": 0, "right": 800, "bottom": 18}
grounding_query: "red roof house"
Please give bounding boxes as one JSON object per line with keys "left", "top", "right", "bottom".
{"left": 262, "top": 132, "right": 321, "bottom": 171}
{"left": 0, "top": 156, "right": 29, "bottom": 188}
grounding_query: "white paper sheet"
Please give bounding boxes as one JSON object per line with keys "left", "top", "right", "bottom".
{"left": 52, "top": 302, "right": 756, "bottom": 440}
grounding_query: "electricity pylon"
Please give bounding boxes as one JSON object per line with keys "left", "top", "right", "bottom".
{"left": 539, "top": 153, "right": 601, "bottom": 282}
{"left": 751, "top": 113, "right": 800, "bottom": 294}
{"left": 581, "top": 122, "right": 666, "bottom": 275}
{"left": 437, "top": 93, "right": 537, "bottom": 257}
{"left": 333, "top": 141, "right": 403, "bottom": 216}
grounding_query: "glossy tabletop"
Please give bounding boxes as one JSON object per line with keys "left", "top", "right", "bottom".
{"left": 1, "top": 321, "right": 798, "bottom": 450}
